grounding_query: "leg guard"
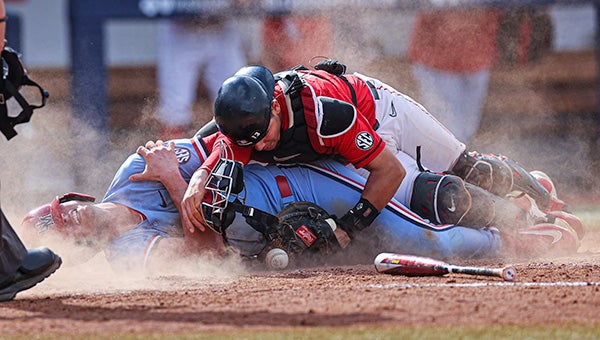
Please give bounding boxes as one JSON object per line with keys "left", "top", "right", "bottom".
{"left": 461, "top": 183, "right": 495, "bottom": 228}
{"left": 451, "top": 151, "right": 551, "bottom": 210}
{"left": 466, "top": 183, "right": 532, "bottom": 229}
{"left": 410, "top": 172, "right": 494, "bottom": 228}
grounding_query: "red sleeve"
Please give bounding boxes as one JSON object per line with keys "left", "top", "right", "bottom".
{"left": 324, "top": 111, "right": 386, "bottom": 169}
{"left": 200, "top": 132, "right": 253, "bottom": 172}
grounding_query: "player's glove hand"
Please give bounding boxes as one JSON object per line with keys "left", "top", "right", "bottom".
{"left": 266, "top": 202, "right": 342, "bottom": 267}
{"left": 336, "top": 198, "right": 380, "bottom": 239}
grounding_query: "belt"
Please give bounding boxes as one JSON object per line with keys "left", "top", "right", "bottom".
{"left": 270, "top": 166, "right": 295, "bottom": 205}
{"left": 275, "top": 175, "right": 292, "bottom": 199}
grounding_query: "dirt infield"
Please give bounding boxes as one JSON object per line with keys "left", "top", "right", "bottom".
{"left": 1, "top": 228, "right": 599, "bottom": 338}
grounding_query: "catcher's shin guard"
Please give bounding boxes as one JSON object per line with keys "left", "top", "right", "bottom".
{"left": 451, "top": 151, "right": 551, "bottom": 210}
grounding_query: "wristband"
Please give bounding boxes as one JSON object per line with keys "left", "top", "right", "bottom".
{"left": 337, "top": 198, "right": 380, "bottom": 238}
{"left": 0, "top": 17, "right": 7, "bottom": 23}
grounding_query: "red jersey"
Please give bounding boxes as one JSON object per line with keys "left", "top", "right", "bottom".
{"left": 253, "top": 69, "right": 384, "bottom": 169}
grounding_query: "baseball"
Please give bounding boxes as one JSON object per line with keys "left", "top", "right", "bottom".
{"left": 265, "top": 248, "right": 289, "bottom": 270}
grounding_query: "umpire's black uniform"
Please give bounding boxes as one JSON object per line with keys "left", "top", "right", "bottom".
{"left": 0, "top": 5, "right": 61, "bottom": 300}
{"left": 0, "top": 208, "right": 27, "bottom": 276}
{"left": 0, "top": 203, "right": 62, "bottom": 302}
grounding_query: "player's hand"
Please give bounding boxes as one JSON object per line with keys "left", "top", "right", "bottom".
{"left": 129, "top": 140, "right": 179, "bottom": 183}
{"left": 181, "top": 169, "right": 210, "bottom": 233}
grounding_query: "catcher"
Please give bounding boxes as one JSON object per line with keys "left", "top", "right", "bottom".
{"left": 182, "top": 62, "right": 567, "bottom": 246}
{"left": 21, "top": 139, "right": 582, "bottom": 272}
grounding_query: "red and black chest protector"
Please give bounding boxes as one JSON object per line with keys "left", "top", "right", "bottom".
{"left": 252, "top": 67, "right": 354, "bottom": 164}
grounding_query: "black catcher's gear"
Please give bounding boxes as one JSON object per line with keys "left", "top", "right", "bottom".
{"left": 0, "top": 46, "right": 49, "bottom": 140}
{"left": 410, "top": 172, "right": 473, "bottom": 225}
{"left": 195, "top": 119, "right": 218, "bottom": 139}
{"left": 214, "top": 65, "right": 275, "bottom": 146}
{"left": 410, "top": 172, "right": 497, "bottom": 228}
{"left": 313, "top": 58, "right": 347, "bottom": 76}
{"left": 451, "top": 151, "right": 551, "bottom": 210}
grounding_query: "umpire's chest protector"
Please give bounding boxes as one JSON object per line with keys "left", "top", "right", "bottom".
{"left": 253, "top": 71, "right": 356, "bottom": 164}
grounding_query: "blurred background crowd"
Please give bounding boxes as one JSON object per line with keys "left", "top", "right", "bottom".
{"left": 0, "top": 0, "right": 598, "bottom": 230}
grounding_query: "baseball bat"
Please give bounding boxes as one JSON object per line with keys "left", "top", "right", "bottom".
{"left": 374, "top": 253, "right": 516, "bottom": 281}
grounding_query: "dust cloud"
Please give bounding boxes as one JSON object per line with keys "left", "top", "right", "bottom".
{"left": 17, "top": 250, "right": 251, "bottom": 298}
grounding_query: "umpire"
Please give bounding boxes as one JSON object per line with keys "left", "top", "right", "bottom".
{"left": 0, "top": 0, "right": 61, "bottom": 302}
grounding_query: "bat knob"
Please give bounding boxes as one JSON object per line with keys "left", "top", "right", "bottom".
{"left": 502, "top": 266, "right": 517, "bottom": 281}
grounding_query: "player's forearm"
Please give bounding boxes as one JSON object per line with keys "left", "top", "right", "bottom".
{"left": 361, "top": 150, "right": 405, "bottom": 211}
{"left": 161, "top": 173, "right": 189, "bottom": 215}
{"left": 180, "top": 168, "right": 211, "bottom": 232}
{"left": 362, "top": 166, "right": 404, "bottom": 211}
{"left": 337, "top": 149, "right": 405, "bottom": 239}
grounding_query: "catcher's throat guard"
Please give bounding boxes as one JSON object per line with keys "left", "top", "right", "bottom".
{"left": 0, "top": 46, "right": 49, "bottom": 140}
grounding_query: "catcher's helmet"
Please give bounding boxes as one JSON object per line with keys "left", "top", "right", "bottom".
{"left": 214, "top": 65, "right": 275, "bottom": 146}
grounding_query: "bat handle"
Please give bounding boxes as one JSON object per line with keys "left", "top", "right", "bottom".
{"left": 448, "top": 265, "right": 517, "bottom": 282}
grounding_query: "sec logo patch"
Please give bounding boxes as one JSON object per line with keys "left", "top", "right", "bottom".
{"left": 355, "top": 132, "right": 374, "bottom": 150}
{"left": 175, "top": 147, "right": 191, "bottom": 164}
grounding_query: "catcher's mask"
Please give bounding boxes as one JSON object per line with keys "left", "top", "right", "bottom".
{"left": 200, "top": 140, "right": 249, "bottom": 234}
{"left": 0, "top": 46, "right": 49, "bottom": 140}
{"left": 201, "top": 157, "right": 244, "bottom": 234}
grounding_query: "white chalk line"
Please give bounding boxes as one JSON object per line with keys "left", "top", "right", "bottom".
{"left": 366, "top": 281, "right": 600, "bottom": 289}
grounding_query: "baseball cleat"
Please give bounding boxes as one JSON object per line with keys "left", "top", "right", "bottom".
{"left": 547, "top": 210, "right": 585, "bottom": 240}
{"left": 500, "top": 222, "right": 580, "bottom": 259}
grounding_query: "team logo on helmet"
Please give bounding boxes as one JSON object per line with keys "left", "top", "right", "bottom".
{"left": 355, "top": 132, "right": 374, "bottom": 150}
{"left": 236, "top": 130, "right": 263, "bottom": 146}
{"left": 175, "top": 147, "right": 191, "bottom": 164}
{"left": 236, "top": 139, "right": 254, "bottom": 147}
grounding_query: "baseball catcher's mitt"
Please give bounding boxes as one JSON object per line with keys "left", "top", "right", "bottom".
{"left": 267, "top": 202, "right": 341, "bottom": 265}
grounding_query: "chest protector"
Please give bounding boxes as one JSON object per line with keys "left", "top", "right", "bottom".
{"left": 253, "top": 68, "right": 351, "bottom": 164}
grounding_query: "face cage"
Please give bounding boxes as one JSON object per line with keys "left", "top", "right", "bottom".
{"left": 200, "top": 141, "right": 245, "bottom": 233}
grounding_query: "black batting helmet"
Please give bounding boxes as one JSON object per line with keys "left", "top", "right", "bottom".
{"left": 214, "top": 65, "right": 275, "bottom": 146}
